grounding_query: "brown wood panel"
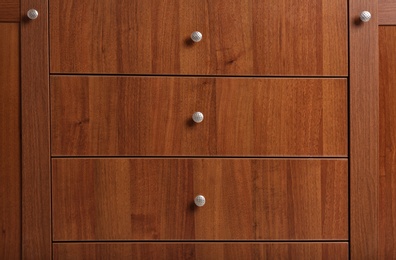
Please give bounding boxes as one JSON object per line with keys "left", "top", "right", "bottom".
{"left": 349, "top": 1, "right": 379, "bottom": 259}
{"left": 379, "top": 26, "right": 396, "bottom": 259}
{"left": 53, "top": 242, "right": 349, "bottom": 260}
{"left": 52, "top": 159, "right": 348, "bottom": 241}
{"left": 51, "top": 77, "right": 347, "bottom": 156}
{"left": 49, "top": 0, "right": 347, "bottom": 76}
{"left": 0, "top": 23, "right": 20, "bottom": 260}
{"left": 21, "top": 0, "right": 51, "bottom": 258}
{"left": 379, "top": 3, "right": 396, "bottom": 25}
{"left": 0, "top": 1, "right": 19, "bottom": 22}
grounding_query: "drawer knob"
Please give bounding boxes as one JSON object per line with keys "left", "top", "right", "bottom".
{"left": 192, "top": 112, "right": 204, "bottom": 123}
{"left": 191, "top": 31, "right": 203, "bottom": 42}
{"left": 194, "top": 195, "right": 206, "bottom": 207}
{"left": 360, "top": 11, "right": 371, "bottom": 22}
{"left": 27, "top": 9, "right": 39, "bottom": 20}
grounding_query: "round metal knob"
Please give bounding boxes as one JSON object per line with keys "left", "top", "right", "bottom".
{"left": 27, "top": 9, "right": 39, "bottom": 20}
{"left": 192, "top": 112, "right": 204, "bottom": 123}
{"left": 360, "top": 11, "right": 371, "bottom": 22}
{"left": 191, "top": 31, "right": 203, "bottom": 43}
{"left": 194, "top": 195, "right": 206, "bottom": 207}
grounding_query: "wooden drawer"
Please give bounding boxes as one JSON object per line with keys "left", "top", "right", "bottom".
{"left": 52, "top": 159, "right": 348, "bottom": 241}
{"left": 49, "top": 0, "right": 347, "bottom": 76}
{"left": 53, "top": 242, "right": 349, "bottom": 259}
{"left": 51, "top": 77, "right": 347, "bottom": 156}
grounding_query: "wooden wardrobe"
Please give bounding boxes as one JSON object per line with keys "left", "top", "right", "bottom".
{"left": 0, "top": 0, "right": 386, "bottom": 258}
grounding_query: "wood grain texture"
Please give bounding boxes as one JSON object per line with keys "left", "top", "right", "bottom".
{"left": 53, "top": 243, "right": 349, "bottom": 260}
{"left": 379, "top": 3, "right": 396, "bottom": 25}
{"left": 0, "top": 1, "right": 19, "bottom": 22}
{"left": 349, "top": 0, "right": 379, "bottom": 258}
{"left": 21, "top": 0, "right": 51, "bottom": 258}
{"left": 49, "top": 0, "right": 347, "bottom": 76}
{"left": 0, "top": 23, "right": 20, "bottom": 260}
{"left": 52, "top": 159, "right": 348, "bottom": 241}
{"left": 51, "top": 77, "right": 347, "bottom": 156}
{"left": 379, "top": 26, "right": 396, "bottom": 259}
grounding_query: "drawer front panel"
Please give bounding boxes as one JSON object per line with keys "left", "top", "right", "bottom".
{"left": 51, "top": 77, "right": 347, "bottom": 156}
{"left": 53, "top": 243, "right": 349, "bottom": 260}
{"left": 52, "top": 159, "right": 348, "bottom": 241}
{"left": 50, "top": 0, "right": 347, "bottom": 76}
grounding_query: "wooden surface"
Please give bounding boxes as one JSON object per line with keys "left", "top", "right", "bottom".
{"left": 379, "top": 26, "right": 396, "bottom": 259}
{"left": 349, "top": 0, "right": 379, "bottom": 258}
{"left": 0, "top": 23, "right": 20, "bottom": 260}
{"left": 53, "top": 243, "right": 349, "bottom": 260}
{"left": 52, "top": 159, "right": 348, "bottom": 241}
{"left": 0, "top": 0, "right": 19, "bottom": 22}
{"left": 379, "top": 2, "right": 396, "bottom": 25}
{"left": 21, "top": 0, "right": 51, "bottom": 258}
{"left": 49, "top": 0, "right": 347, "bottom": 75}
{"left": 51, "top": 77, "right": 347, "bottom": 156}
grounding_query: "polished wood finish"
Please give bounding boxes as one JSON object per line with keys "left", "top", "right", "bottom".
{"left": 49, "top": 0, "right": 347, "bottom": 76}
{"left": 53, "top": 243, "right": 349, "bottom": 260}
{"left": 0, "top": 23, "right": 20, "bottom": 260}
{"left": 379, "top": 2, "right": 396, "bottom": 25}
{"left": 0, "top": 0, "right": 19, "bottom": 22}
{"left": 21, "top": 0, "right": 51, "bottom": 258}
{"left": 52, "top": 159, "right": 348, "bottom": 241}
{"left": 51, "top": 77, "right": 347, "bottom": 156}
{"left": 349, "top": 0, "right": 379, "bottom": 258}
{"left": 379, "top": 26, "right": 396, "bottom": 259}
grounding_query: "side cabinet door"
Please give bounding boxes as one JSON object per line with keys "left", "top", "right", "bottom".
{"left": 0, "top": 19, "right": 20, "bottom": 260}
{"left": 349, "top": 0, "right": 379, "bottom": 259}
{"left": 21, "top": 0, "right": 51, "bottom": 259}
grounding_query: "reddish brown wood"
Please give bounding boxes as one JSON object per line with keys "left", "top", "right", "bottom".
{"left": 349, "top": 0, "right": 379, "bottom": 258}
{"left": 379, "top": 26, "right": 396, "bottom": 259}
{"left": 379, "top": 2, "right": 396, "bottom": 25}
{"left": 52, "top": 159, "right": 348, "bottom": 241}
{"left": 51, "top": 77, "right": 347, "bottom": 156}
{"left": 49, "top": 0, "right": 347, "bottom": 76}
{"left": 0, "top": 1, "right": 19, "bottom": 22}
{"left": 0, "top": 23, "right": 20, "bottom": 260}
{"left": 21, "top": 0, "right": 51, "bottom": 258}
{"left": 53, "top": 242, "right": 349, "bottom": 260}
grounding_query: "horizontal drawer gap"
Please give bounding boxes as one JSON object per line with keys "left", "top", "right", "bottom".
{"left": 50, "top": 73, "right": 348, "bottom": 79}
{"left": 51, "top": 156, "right": 349, "bottom": 160}
{"left": 53, "top": 240, "right": 350, "bottom": 244}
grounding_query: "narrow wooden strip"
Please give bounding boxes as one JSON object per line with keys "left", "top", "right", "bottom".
{"left": 53, "top": 242, "right": 349, "bottom": 260}
{"left": 21, "top": 0, "right": 51, "bottom": 259}
{"left": 349, "top": 0, "right": 379, "bottom": 258}
{"left": 0, "top": 23, "right": 20, "bottom": 260}
{"left": 379, "top": 25, "right": 396, "bottom": 259}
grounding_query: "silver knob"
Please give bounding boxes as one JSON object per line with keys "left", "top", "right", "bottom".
{"left": 194, "top": 195, "right": 206, "bottom": 207}
{"left": 27, "top": 9, "right": 39, "bottom": 20}
{"left": 360, "top": 11, "right": 371, "bottom": 22}
{"left": 192, "top": 112, "right": 204, "bottom": 123}
{"left": 191, "top": 31, "right": 202, "bottom": 43}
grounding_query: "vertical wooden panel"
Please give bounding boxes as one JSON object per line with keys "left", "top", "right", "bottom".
{"left": 21, "top": 0, "right": 51, "bottom": 259}
{"left": 379, "top": 26, "right": 396, "bottom": 259}
{"left": 349, "top": 0, "right": 379, "bottom": 258}
{"left": 0, "top": 23, "right": 20, "bottom": 260}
